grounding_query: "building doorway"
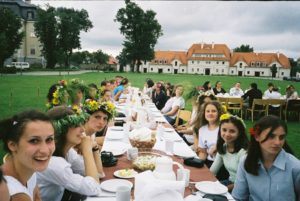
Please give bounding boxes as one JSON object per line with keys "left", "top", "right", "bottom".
{"left": 255, "top": 72, "right": 260, "bottom": 77}
{"left": 158, "top": 69, "right": 163, "bottom": 74}
{"left": 238, "top": 71, "right": 243, "bottom": 76}
{"left": 205, "top": 68, "right": 210, "bottom": 75}
{"left": 174, "top": 69, "right": 178, "bottom": 74}
{"left": 143, "top": 68, "right": 147, "bottom": 73}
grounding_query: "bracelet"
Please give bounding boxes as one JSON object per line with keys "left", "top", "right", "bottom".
{"left": 92, "top": 146, "right": 99, "bottom": 152}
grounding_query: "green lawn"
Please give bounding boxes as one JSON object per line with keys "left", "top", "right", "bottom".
{"left": 0, "top": 72, "right": 300, "bottom": 161}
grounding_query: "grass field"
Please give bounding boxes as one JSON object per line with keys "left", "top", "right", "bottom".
{"left": 0, "top": 72, "right": 300, "bottom": 161}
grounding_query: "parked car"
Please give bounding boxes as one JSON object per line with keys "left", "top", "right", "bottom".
{"left": 6, "top": 62, "right": 30, "bottom": 69}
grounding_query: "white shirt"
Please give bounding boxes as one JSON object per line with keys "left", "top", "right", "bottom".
{"left": 5, "top": 173, "right": 36, "bottom": 200}
{"left": 37, "top": 156, "right": 101, "bottom": 201}
{"left": 161, "top": 97, "right": 175, "bottom": 114}
{"left": 198, "top": 125, "right": 219, "bottom": 161}
{"left": 229, "top": 87, "right": 244, "bottom": 97}
{"left": 169, "top": 96, "right": 185, "bottom": 119}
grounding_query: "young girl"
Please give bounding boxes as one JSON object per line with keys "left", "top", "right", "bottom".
{"left": 0, "top": 110, "right": 55, "bottom": 201}
{"left": 210, "top": 114, "right": 248, "bottom": 192}
{"left": 232, "top": 115, "right": 300, "bottom": 201}
{"left": 37, "top": 106, "right": 102, "bottom": 201}
{"left": 193, "top": 101, "right": 224, "bottom": 165}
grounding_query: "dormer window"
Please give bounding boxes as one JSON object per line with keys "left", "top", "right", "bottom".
{"left": 27, "top": 11, "right": 34, "bottom": 20}
{"left": 175, "top": 61, "right": 178, "bottom": 66}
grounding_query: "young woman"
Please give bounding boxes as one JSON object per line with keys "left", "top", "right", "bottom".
{"left": 37, "top": 106, "right": 102, "bottom": 201}
{"left": 0, "top": 110, "right": 55, "bottom": 201}
{"left": 210, "top": 114, "right": 248, "bottom": 192}
{"left": 193, "top": 101, "right": 224, "bottom": 163}
{"left": 162, "top": 85, "right": 185, "bottom": 125}
{"left": 152, "top": 81, "right": 167, "bottom": 110}
{"left": 232, "top": 115, "right": 300, "bottom": 201}
{"left": 100, "top": 89, "right": 113, "bottom": 102}
{"left": 113, "top": 77, "right": 129, "bottom": 101}
{"left": 68, "top": 79, "right": 87, "bottom": 109}
{"left": 212, "top": 81, "right": 226, "bottom": 95}
{"left": 46, "top": 80, "right": 69, "bottom": 109}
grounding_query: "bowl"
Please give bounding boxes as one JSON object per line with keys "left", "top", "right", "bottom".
{"left": 132, "top": 152, "right": 161, "bottom": 171}
{"left": 129, "top": 132, "right": 156, "bottom": 150}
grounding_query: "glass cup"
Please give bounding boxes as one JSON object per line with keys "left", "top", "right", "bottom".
{"left": 116, "top": 185, "right": 131, "bottom": 201}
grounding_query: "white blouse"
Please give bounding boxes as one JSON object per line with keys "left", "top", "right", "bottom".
{"left": 37, "top": 156, "right": 101, "bottom": 201}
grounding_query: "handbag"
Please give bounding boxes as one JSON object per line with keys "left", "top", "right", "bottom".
{"left": 183, "top": 157, "right": 204, "bottom": 168}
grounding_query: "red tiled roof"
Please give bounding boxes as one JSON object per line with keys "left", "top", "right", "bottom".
{"left": 230, "top": 52, "right": 290, "bottom": 68}
{"left": 150, "top": 51, "right": 187, "bottom": 65}
{"left": 186, "top": 43, "right": 231, "bottom": 61}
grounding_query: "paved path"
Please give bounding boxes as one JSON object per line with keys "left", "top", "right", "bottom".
{"left": 16, "top": 70, "right": 97, "bottom": 76}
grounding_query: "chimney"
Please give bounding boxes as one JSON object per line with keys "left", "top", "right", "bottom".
{"left": 212, "top": 42, "right": 214, "bottom": 49}
{"left": 277, "top": 51, "right": 280, "bottom": 58}
{"left": 201, "top": 42, "right": 204, "bottom": 49}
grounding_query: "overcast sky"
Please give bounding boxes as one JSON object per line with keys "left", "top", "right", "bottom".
{"left": 32, "top": 1, "right": 300, "bottom": 59}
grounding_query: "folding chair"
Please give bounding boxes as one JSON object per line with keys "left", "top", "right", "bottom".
{"left": 284, "top": 99, "right": 300, "bottom": 122}
{"left": 227, "top": 97, "right": 243, "bottom": 118}
{"left": 265, "top": 99, "right": 286, "bottom": 119}
{"left": 174, "top": 109, "right": 192, "bottom": 127}
{"left": 246, "top": 99, "right": 268, "bottom": 122}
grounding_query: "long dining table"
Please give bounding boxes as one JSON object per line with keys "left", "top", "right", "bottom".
{"left": 86, "top": 93, "right": 234, "bottom": 200}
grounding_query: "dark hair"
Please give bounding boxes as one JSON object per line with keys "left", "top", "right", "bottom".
{"left": 244, "top": 115, "right": 293, "bottom": 175}
{"left": 146, "top": 79, "right": 154, "bottom": 88}
{"left": 47, "top": 83, "right": 59, "bottom": 102}
{"left": 101, "top": 89, "right": 111, "bottom": 97}
{"left": 0, "top": 110, "right": 52, "bottom": 153}
{"left": 215, "top": 81, "right": 221, "bottom": 87}
{"left": 216, "top": 116, "right": 249, "bottom": 154}
{"left": 268, "top": 82, "right": 274, "bottom": 88}
{"left": 88, "top": 83, "right": 97, "bottom": 89}
{"left": 192, "top": 101, "right": 224, "bottom": 137}
{"left": 120, "top": 78, "right": 129, "bottom": 85}
{"left": 203, "top": 81, "right": 211, "bottom": 91}
{"left": 100, "top": 80, "right": 109, "bottom": 87}
{"left": 47, "top": 106, "right": 75, "bottom": 157}
{"left": 250, "top": 83, "right": 257, "bottom": 90}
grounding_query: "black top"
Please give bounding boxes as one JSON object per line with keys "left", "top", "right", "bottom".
{"left": 152, "top": 91, "right": 167, "bottom": 110}
{"left": 242, "top": 88, "right": 263, "bottom": 107}
{"left": 213, "top": 87, "right": 226, "bottom": 95}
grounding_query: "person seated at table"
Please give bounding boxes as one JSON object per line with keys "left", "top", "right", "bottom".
{"left": 176, "top": 91, "right": 216, "bottom": 146}
{"left": 68, "top": 79, "right": 87, "bottom": 109}
{"left": 213, "top": 81, "right": 226, "bottom": 95}
{"left": 46, "top": 80, "right": 69, "bottom": 110}
{"left": 264, "top": 87, "right": 282, "bottom": 110}
{"left": 193, "top": 101, "right": 229, "bottom": 180}
{"left": 37, "top": 106, "right": 102, "bottom": 201}
{"left": 263, "top": 82, "right": 274, "bottom": 99}
{"left": 210, "top": 114, "right": 248, "bottom": 192}
{"left": 99, "top": 89, "right": 113, "bottom": 103}
{"left": 113, "top": 77, "right": 129, "bottom": 102}
{"left": 286, "top": 84, "right": 299, "bottom": 100}
{"left": 143, "top": 78, "right": 155, "bottom": 97}
{"left": 0, "top": 110, "right": 55, "bottom": 201}
{"left": 152, "top": 81, "right": 167, "bottom": 110}
{"left": 202, "top": 81, "right": 212, "bottom": 92}
{"left": 85, "top": 83, "right": 99, "bottom": 101}
{"left": 0, "top": 169, "right": 10, "bottom": 201}
{"left": 165, "top": 82, "right": 174, "bottom": 99}
{"left": 161, "top": 85, "right": 185, "bottom": 125}
{"left": 232, "top": 115, "right": 300, "bottom": 201}
{"left": 229, "top": 82, "right": 244, "bottom": 97}
{"left": 242, "top": 83, "right": 262, "bottom": 108}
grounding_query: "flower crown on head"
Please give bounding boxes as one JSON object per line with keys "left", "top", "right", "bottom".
{"left": 84, "top": 99, "right": 116, "bottom": 119}
{"left": 249, "top": 126, "right": 259, "bottom": 137}
{"left": 53, "top": 112, "right": 88, "bottom": 138}
{"left": 46, "top": 80, "right": 68, "bottom": 109}
{"left": 220, "top": 113, "right": 246, "bottom": 128}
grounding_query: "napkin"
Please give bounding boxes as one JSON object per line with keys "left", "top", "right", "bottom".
{"left": 129, "top": 127, "right": 152, "bottom": 141}
{"left": 135, "top": 171, "right": 185, "bottom": 201}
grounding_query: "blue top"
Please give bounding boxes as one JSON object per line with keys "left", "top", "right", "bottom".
{"left": 113, "top": 85, "right": 124, "bottom": 96}
{"left": 232, "top": 149, "right": 300, "bottom": 201}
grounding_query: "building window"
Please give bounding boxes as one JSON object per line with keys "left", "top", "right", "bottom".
{"left": 151, "top": 68, "right": 153, "bottom": 71}
{"left": 175, "top": 61, "right": 178, "bottom": 66}
{"left": 197, "top": 68, "right": 199, "bottom": 72}
{"left": 239, "top": 63, "right": 242, "bottom": 68}
{"left": 168, "top": 68, "right": 170, "bottom": 72}
{"left": 182, "top": 69, "right": 184, "bottom": 72}
{"left": 281, "top": 72, "right": 284, "bottom": 75}
{"left": 231, "top": 70, "right": 234, "bottom": 74}
{"left": 247, "top": 71, "right": 250, "bottom": 74}
{"left": 251, "top": 62, "right": 255, "bottom": 67}
{"left": 192, "top": 68, "right": 194, "bottom": 72}
{"left": 262, "top": 72, "right": 264, "bottom": 75}
{"left": 216, "top": 61, "right": 219, "bottom": 64}
{"left": 144, "top": 61, "right": 146, "bottom": 65}
{"left": 191, "top": 61, "right": 194, "bottom": 64}
{"left": 30, "top": 48, "right": 35, "bottom": 55}
{"left": 216, "top": 69, "right": 219, "bottom": 73}
{"left": 222, "top": 61, "right": 225, "bottom": 64}
{"left": 222, "top": 69, "right": 224, "bottom": 73}
{"left": 197, "top": 61, "right": 200, "bottom": 64}
{"left": 155, "top": 60, "right": 158, "bottom": 64}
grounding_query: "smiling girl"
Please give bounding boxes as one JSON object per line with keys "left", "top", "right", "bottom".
{"left": 210, "top": 114, "right": 249, "bottom": 191}
{"left": 0, "top": 110, "right": 55, "bottom": 201}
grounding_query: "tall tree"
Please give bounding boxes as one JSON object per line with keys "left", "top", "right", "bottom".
{"left": 270, "top": 64, "right": 277, "bottom": 78}
{"left": 56, "top": 7, "right": 93, "bottom": 67}
{"left": 115, "top": 0, "right": 163, "bottom": 72}
{"left": 116, "top": 49, "right": 130, "bottom": 72}
{"left": 93, "top": 49, "right": 109, "bottom": 65}
{"left": 0, "top": 7, "right": 23, "bottom": 68}
{"left": 289, "top": 58, "right": 298, "bottom": 77}
{"left": 34, "top": 5, "right": 58, "bottom": 69}
{"left": 233, "top": 44, "right": 254, "bottom": 52}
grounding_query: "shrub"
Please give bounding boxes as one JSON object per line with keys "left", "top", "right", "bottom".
{"left": 0, "top": 67, "right": 17, "bottom": 74}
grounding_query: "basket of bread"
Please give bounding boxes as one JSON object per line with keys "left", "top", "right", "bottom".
{"left": 128, "top": 127, "right": 156, "bottom": 150}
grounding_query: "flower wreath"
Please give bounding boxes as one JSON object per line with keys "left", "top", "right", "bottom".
{"left": 219, "top": 113, "right": 246, "bottom": 129}
{"left": 84, "top": 99, "right": 116, "bottom": 120}
{"left": 53, "top": 112, "right": 89, "bottom": 138}
{"left": 249, "top": 126, "right": 259, "bottom": 137}
{"left": 46, "top": 80, "right": 68, "bottom": 109}
{"left": 196, "top": 91, "right": 216, "bottom": 103}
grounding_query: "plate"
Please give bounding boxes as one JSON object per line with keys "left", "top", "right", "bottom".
{"left": 195, "top": 181, "right": 228, "bottom": 195}
{"left": 173, "top": 150, "right": 196, "bottom": 158}
{"left": 164, "top": 128, "right": 175, "bottom": 132}
{"left": 110, "top": 126, "right": 123, "bottom": 131}
{"left": 107, "top": 149, "right": 126, "bottom": 156}
{"left": 100, "top": 179, "right": 133, "bottom": 192}
{"left": 113, "top": 169, "right": 138, "bottom": 179}
{"left": 106, "top": 133, "right": 124, "bottom": 140}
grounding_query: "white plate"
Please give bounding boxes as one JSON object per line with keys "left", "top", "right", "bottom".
{"left": 107, "top": 149, "right": 126, "bottom": 156}
{"left": 173, "top": 150, "right": 195, "bottom": 158}
{"left": 195, "top": 181, "right": 228, "bottom": 195}
{"left": 100, "top": 179, "right": 133, "bottom": 192}
{"left": 106, "top": 133, "right": 124, "bottom": 140}
{"left": 113, "top": 169, "right": 138, "bottom": 179}
{"left": 110, "top": 126, "right": 123, "bottom": 131}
